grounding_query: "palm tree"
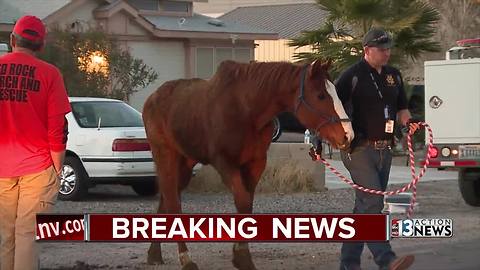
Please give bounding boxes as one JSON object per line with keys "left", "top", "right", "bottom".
{"left": 290, "top": 0, "right": 441, "bottom": 79}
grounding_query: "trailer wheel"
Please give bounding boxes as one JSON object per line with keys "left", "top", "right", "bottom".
{"left": 458, "top": 168, "right": 480, "bottom": 207}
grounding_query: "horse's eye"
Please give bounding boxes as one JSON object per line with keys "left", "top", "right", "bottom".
{"left": 317, "top": 94, "right": 325, "bottom": 100}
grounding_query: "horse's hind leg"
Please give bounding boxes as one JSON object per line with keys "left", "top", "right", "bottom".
{"left": 147, "top": 143, "right": 166, "bottom": 265}
{"left": 147, "top": 143, "right": 198, "bottom": 270}
{"left": 147, "top": 195, "right": 165, "bottom": 265}
{"left": 174, "top": 158, "right": 197, "bottom": 270}
{"left": 148, "top": 169, "right": 194, "bottom": 265}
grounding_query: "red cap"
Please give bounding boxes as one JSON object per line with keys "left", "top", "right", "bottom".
{"left": 13, "top": 15, "right": 46, "bottom": 42}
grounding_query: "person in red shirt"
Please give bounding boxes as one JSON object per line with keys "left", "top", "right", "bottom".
{"left": 0, "top": 15, "right": 71, "bottom": 270}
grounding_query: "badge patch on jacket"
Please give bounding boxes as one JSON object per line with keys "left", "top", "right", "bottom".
{"left": 386, "top": 74, "right": 396, "bottom": 86}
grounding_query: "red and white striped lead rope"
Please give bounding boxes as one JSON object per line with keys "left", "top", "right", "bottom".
{"left": 316, "top": 122, "right": 434, "bottom": 219}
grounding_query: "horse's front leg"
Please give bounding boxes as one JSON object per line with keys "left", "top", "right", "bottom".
{"left": 229, "top": 170, "right": 256, "bottom": 270}
{"left": 229, "top": 157, "right": 266, "bottom": 270}
{"left": 231, "top": 184, "right": 255, "bottom": 270}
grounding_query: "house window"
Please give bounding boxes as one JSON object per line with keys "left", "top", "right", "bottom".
{"left": 195, "top": 47, "right": 253, "bottom": 79}
{"left": 196, "top": 48, "right": 214, "bottom": 79}
{"left": 126, "top": 0, "right": 158, "bottom": 10}
{"left": 161, "top": 1, "right": 189, "bottom": 12}
{"left": 234, "top": 48, "right": 252, "bottom": 63}
{"left": 215, "top": 48, "right": 233, "bottom": 69}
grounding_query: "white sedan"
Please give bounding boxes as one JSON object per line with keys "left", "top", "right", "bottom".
{"left": 59, "top": 97, "right": 157, "bottom": 200}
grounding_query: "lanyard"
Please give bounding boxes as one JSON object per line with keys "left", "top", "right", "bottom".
{"left": 369, "top": 72, "right": 391, "bottom": 120}
{"left": 369, "top": 72, "right": 383, "bottom": 100}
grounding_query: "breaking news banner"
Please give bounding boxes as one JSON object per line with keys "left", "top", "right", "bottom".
{"left": 88, "top": 214, "right": 388, "bottom": 242}
{"left": 391, "top": 218, "right": 453, "bottom": 238}
{"left": 36, "top": 214, "right": 388, "bottom": 242}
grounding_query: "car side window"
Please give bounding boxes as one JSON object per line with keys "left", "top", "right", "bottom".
{"left": 71, "top": 101, "right": 143, "bottom": 128}
{"left": 72, "top": 103, "right": 97, "bottom": 127}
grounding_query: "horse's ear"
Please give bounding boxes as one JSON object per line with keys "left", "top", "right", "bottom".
{"left": 323, "top": 59, "right": 333, "bottom": 71}
{"left": 309, "top": 59, "right": 324, "bottom": 77}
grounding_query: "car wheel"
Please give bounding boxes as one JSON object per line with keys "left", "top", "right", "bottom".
{"left": 58, "top": 156, "right": 89, "bottom": 201}
{"left": 272, "top": 117, "right": 282, "bottom": 142}
{"left": 131, "top": 180, "right": 158, "bottom": 196}
{"left": 459, "top": 168, "right": 480, "bottom": 207}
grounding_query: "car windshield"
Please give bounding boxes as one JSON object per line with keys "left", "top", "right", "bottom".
{"left": 71, "top": 101, "right": 143, "bottom": 128}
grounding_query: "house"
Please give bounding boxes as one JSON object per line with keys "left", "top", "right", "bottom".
{"left": 219, "top": 3, "right": 328, "bottom": 62}
{"left": 0, "top": 0, "right": 277, "bottom": 109}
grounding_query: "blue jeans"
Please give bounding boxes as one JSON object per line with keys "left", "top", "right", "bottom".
{"left": 339, "top": 145, "right": 396, "bottom": 268}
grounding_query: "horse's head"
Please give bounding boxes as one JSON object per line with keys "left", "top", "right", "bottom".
{"left": 293, "top": 60, "right": 354, "bottom": 150}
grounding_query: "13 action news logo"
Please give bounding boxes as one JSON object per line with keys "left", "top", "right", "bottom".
{"left": 391, "top": 218, "right": 452, "bottom": 238}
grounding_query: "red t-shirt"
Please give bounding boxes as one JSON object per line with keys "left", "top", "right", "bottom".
{"left": 0, "top": 51, "right": 71, "bottom": 177}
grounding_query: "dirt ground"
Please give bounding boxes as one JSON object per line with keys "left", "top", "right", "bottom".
{"left": 39, "top": 175, "right": 480, "bottom": 270}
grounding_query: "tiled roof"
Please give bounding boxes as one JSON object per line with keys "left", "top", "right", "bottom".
{"left": 143, "top": 13, "right": 276, "bottom": 35}
{"left": 194, "top": 0, "right": 315, "bottom": 15}
{"left": 219, "top": 3, "right": 328, "bottom": 39}
{"left": 0, "top": 0, "right": 71, "bottom": 24}
{"left": 95, "top": 0, "right": 119, "bottom": 12}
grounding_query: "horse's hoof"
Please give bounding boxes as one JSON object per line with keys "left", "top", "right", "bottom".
{"left": 182, "top": 261, "right": 199, "bottom": 270}
{"left": 147, "top": 252, "right": 165, "bottom": 265}
{"left": 232, "top": 248, "right": 257, "bottom": 270}
{"left": 147, "top": 257, "right": 165, "bottom": 265}
{"left": 232, "top": 259, "right": 257, "bottom": 270}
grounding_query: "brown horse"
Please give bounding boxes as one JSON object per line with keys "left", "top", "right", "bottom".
{"left": 142, "top": 60, "right": 354, "bottom": 270}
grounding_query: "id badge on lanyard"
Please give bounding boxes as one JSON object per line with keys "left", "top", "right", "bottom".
{"left": 371, "top": 72, "right": 394, "bottom": 134}
{"left": 384, "top": 105, "right": 394, "bottom": 134}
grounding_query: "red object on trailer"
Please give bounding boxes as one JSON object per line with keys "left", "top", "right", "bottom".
{"left": 456, "top": 38, "right": 480, "bottom": 47}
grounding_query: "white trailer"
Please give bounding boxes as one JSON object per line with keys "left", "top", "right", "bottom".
{"left": 424, "top": 42, "right": 480, "bottom": 206}
{"left": 0, "top": 43, "right": 9, "bottom": 56}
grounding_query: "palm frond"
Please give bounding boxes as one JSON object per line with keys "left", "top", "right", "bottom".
{"left": 292, "top": 0, "right": 441, "bottom": 79}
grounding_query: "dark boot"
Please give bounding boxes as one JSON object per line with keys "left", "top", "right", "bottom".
{"left": 380, "top": 255, "right": 414, "bottom": 270}
{"left": 339, "top": 263, "right": 362, "bottom": 270}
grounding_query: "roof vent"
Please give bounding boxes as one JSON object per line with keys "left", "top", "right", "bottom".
{"left": 178, "top": 18, "right": 186, "bottom": 28}
{"left": 207, "top": 18, "right": 224, "bottom": 27}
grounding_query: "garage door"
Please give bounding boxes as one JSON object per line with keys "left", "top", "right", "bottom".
{"left": 127, "top": 41, "right": 185, "bottom": 110}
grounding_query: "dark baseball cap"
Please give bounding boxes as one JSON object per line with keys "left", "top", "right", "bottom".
{"left": 13, "top": 15, "right": 46, "bottom": 43}
{"left": 362, "top": 28, "right": 393, "bottom": 49}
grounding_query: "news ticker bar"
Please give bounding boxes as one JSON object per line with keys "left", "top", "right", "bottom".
{"left": 35, "top": 214, "right": 454, "bottom": 242}
{"left": 36, "top": 214, "right": 389, "bottom": 242}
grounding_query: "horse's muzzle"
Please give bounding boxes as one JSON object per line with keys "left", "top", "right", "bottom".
{"left": 337, "top": 136, "right": 351, "bottom": 151}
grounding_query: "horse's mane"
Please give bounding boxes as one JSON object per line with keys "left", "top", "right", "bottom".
{"left": 211, "top": 60, "right": 303, "bottom": 95}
